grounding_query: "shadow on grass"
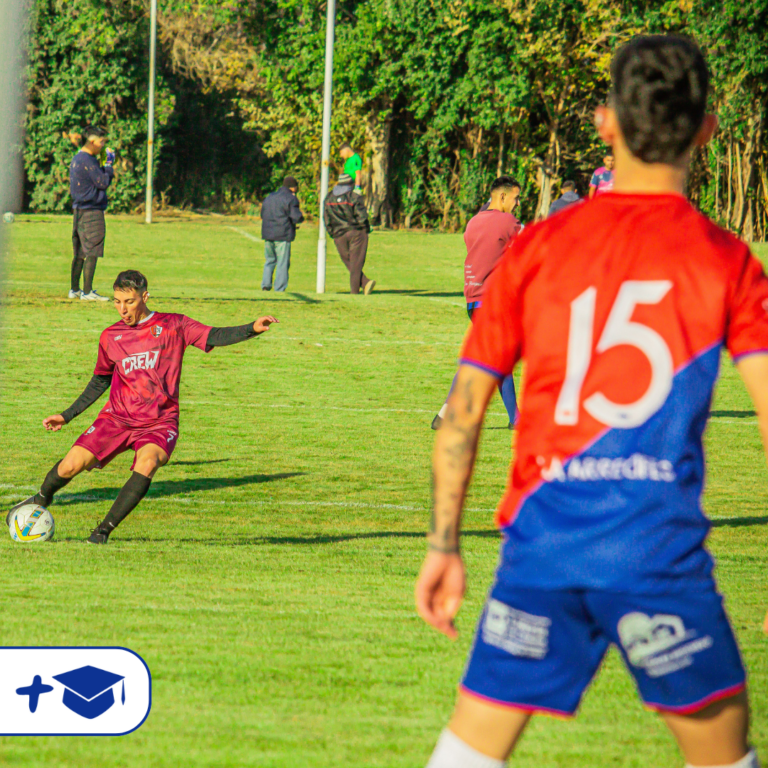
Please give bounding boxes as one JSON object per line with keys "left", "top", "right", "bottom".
{"left": 374, "top": 289, "right": 464, "bottom": 298}
{"left": 173, "top": 459, "right": 230, "bottom": 466}
{"left": 117, "top": 529, "right": 501, "bottom": 546}
{"left": 711, "top": 516, "right": 768, "bottom": 527}
{"left": 710, "top": 410, "right": 757, "bottom": 418}
{"left": 54, "top": 472, "right": 306, "bottom": 506}
{"left": 158, "top": 295, "right": 335, "bottom": 304}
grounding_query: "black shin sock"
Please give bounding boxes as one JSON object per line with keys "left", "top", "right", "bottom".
{"left": 71, "top": 257, "right": 85, "bottom": 291}
{"left": 83, "top": 256, "right": 98, "bottom": 294}
{"left": 38, "top": 461, "right": 72, "bottom": 506}
{"left": 99, "top": 472, "right": 151, "bottom": 533}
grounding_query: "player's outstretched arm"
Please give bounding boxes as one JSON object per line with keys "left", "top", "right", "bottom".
{"left": 205, "top": 317, "right": 278, "bottom": 348}
{"left": 43, "top": 374, "right": 112, "bottom": 431}
{"left": 415, "top": 364, "right": 497, "bottom": 639}
{"left": 733, "top": 352, "right": 768, "bottom": 635}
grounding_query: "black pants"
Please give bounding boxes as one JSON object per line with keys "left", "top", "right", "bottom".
{"left": 334, "top": 229, "right": 370, "bottom": 294}
{"left": 71, "top": 209, "right": 106, "bottom": 293}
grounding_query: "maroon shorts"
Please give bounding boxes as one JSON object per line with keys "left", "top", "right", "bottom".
{"left": 73, "top": 414, "right": 179, "bottom": 470}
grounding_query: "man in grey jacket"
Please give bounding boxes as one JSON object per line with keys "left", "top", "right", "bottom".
{"left": 548, "top": 180, "right": 581, "bottom": 217}
{"left": 323, "top": 174, "right": 376, "bottom": 295}
{"left": 260, "top": 176, "right": 304, "bottom": 291}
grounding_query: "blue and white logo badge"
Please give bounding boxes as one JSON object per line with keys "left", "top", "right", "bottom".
{"left": 0, "top": 647, "right": 151, "bottom": 735}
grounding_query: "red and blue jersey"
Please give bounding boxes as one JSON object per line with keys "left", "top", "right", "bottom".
{"left": 462, "top": 192, "right": 768, "bottom": 593}
{"left": 589, "top": 166, "right": 614, "bottom": 195}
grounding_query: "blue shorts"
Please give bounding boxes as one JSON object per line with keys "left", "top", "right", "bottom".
{"left": 462, "top": 580, "right": 746, "bottom": 716}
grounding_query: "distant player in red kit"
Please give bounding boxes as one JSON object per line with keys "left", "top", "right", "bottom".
{"left": 7, "top": 270, "right": 278, "bottom": 544}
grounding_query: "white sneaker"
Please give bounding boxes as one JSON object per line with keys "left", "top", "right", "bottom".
{"left": 68, "top": 289, "right": 82, "bottom": 299}
{"left": 80, "top": 290, "right": 109, "bottom": 302}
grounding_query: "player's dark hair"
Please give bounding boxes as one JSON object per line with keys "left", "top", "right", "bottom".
{"left": 81, "top": 124, "right": 106, "bottom": 146}
{"left": 340, "top": 142, "right": 352, "bottom": 151}
{"left": 114, "top": 270, "right": 148, "bottom": 294}
{"left": 562, "top": 180, "right": 576, "bottom": 192}
{"left": 610, "top": 35, "right": 709, "bottom": 164}
{"left": 490, "top": 175, "right": 521, "bottom": 194}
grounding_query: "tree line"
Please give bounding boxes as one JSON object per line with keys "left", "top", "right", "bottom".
{"left": 22, "top": 0, "right": 768, "bottom": 238}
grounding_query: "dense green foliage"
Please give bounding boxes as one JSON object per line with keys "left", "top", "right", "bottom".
{"left": 1, "top": 215, "right": 767, "bottom": 765}
{"left": 21, "top": 0, "right": 768, "bottom": 236}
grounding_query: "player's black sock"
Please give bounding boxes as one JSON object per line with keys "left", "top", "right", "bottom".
{"left": 83, "top": 256, "right": 98, "bottom": 294}
{"left": 38, "top": 461, "right": 72, "bottom": 506}
{"left": 71, "top": 257, "right": 84, "bottom": 292}
{"left": 98, "top": 472, "right": 151, "bottom": 533}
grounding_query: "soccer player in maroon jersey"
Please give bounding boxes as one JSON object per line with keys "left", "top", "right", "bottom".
{"left": 7, "top": 270, "right": 278, "bottom": 544}
{"left": 417, "top": 36, "right": 765, "bottom": 768}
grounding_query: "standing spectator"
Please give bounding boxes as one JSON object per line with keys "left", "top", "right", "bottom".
{"left": 548, "top": 180, "right": 581, "bottom": 216}
{"left": 323, "top": 174, "right": 376, "bottom": 295}
{"left": 260, "top": 176, "right": 304, "bottom": 292}
{"left": 340, "top": 143, "right": 364, "bottom": 195}
{"left": 589, "top": 153, "right": 615, "bottom": 197}
{"left": 69, "top": 125, "right": 115, "bottom": 301}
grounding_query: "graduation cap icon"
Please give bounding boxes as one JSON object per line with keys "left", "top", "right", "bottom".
{"left": 52, "top": 665, "right": 126, "bottom": 720}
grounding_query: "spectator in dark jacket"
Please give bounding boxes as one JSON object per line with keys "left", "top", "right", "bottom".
{"left": 323, "top": 174, "right": 376, "bottom": 295}
{"left": 548, "top": 180, "right": 581, "bottom": 217}
{"left": 69, "top": 125, "right": 115, "bottom": 301}
{"left": 260, "top": 177, "right": 304, "bottom": 291}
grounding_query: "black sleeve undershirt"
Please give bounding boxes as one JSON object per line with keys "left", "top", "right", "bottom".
{"left": 61, "top": 374, "right": 112, "bottom": 424}
{"left": 206, "top": 322, "right": 259, "bottom": 347}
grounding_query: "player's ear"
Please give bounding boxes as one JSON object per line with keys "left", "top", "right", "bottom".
{"left": 694, "top": 114, "right": 718, "bottom": 148}
{"left": 142, "top": 291, "right": 150, "bottom": 303}
{"left": 594, "top": 105, "right": 617, "bottom": 147}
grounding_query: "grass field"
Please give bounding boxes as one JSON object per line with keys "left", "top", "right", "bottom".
{"left": 0, "top": 214, "right": 766, "bottom": 767}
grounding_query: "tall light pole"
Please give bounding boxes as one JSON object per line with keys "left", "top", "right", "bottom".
{"left": 145, "top": 0, "right": 158, "bottom": 224}
{"left": 316, "top": 0, "right": 336, "bottom": 294}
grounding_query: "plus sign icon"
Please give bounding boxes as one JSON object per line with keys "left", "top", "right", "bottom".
{"left": 1, "top": 648, "right": 151, "bottom": 736}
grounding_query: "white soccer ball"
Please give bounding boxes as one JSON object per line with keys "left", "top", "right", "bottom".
{"left": 2, "top": 212, "right": 14, "bottom": 224}
{"left": 9, "top": 504, "right": 55, "bottom": 543}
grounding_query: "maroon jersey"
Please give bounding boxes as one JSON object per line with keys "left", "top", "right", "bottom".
{"left": 94, "top": 312, "right": 212, "bottom": 428}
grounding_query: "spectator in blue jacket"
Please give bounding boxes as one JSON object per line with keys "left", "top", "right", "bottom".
{"left": 69, "top": 125, "right": 115, "bottom": 301}
{"left": 548, "top": 180, "right": 581, "bottom": 217}
{"left": 260, "top": 177, "right": 304, "bottom": 292}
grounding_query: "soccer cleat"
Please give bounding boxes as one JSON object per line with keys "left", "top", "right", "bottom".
{"left": 6, "top": 495, "right": 41, "bottom": 526}
{"left": 364, "top": 280, "right": 376, "bottom": 296}
{"left": 431, "top": 414, "right": 443, "bottom": 430}
{"left": 80, "top": 290, "right": 109, "bottom": 302}
{"left": 87, "top": 527, "right": 110, "bottom": 544}
{"left": 261, "top": 286, "right": 271, "bottom": 291}
{"left": 68, "top": 289, "right": 83, "bottom": 299}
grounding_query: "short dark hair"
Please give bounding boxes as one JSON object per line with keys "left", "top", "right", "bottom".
{"left": 340, "top": 142, "right": 352, "bottom": 151}
{"left": 283, "top": 176, "right": 299, "bottom": 190}
{"left": 81, "top": 124, "right": 106, "bottom": 146}
{"left": 610, "top": 35, "right": 709, "bottom": 164}
{"left": 490, "top": 175, "right": 521, "bottom": 194}
{"left": 562, "top": 180, "right": 576, "bottom": 192}
{"left": 114, "top": 270, "right": 148, "bottom": 294}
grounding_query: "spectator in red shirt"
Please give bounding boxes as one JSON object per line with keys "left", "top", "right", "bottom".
{"left": 432, "top": 177, "right": 522, "bottom": 430}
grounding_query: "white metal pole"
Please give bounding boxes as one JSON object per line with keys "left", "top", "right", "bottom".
{"left": 316, "top": 0, "right": 336, "bottom": 294}
{"left": 145, "top": 0, "right": 158, "bottom": 224}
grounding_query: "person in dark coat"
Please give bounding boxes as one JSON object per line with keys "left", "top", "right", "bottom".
{"left": 548, "top": 180, "right": 581, "bottom": 217}
{"left": 260, "top": 177, "right": 304, "bottom": 292}
{"left": 323, "top": 174, "right": 376, "bottom": 295}
{"left": 69, "top": 125, "right": 115, "bottom": 301}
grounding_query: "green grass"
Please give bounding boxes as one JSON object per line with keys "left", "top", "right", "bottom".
{"left": 0, "top": 214, "right": 766, "bottom": 767}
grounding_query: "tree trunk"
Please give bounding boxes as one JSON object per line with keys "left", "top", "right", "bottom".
{"left": 497, "top": 131, "right": 505, "bottom": 177}
{"left": 365, "top": 108, "right": 392, "bottom": 228}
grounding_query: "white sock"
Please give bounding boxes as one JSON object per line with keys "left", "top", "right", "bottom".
{"left": 425, "top": 728, "right": 505, "bottom": 768}
{"left": 686, "top": 748, "right": 760, "bottom": 768}
{"left": 438, "top": 403, "right": 448, "bottom": 419}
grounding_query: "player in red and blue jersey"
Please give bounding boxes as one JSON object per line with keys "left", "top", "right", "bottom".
{"left": 417, "top": 36, "right": 765, "bottom": 768}
{"left": 7, "top": 270, "right": 278, "bottom": 544}
{"left": 588, "top": 153, "right": 614, "bottom": 197}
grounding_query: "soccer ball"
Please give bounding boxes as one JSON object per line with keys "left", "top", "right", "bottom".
{"left": 9, "top": 504, "right": 55, "bottom": 543}
{"left": 2, "top": 212, "right": 14, "bottom": 224}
